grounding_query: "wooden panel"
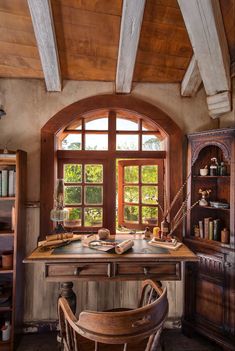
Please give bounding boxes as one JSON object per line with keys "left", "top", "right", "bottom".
{"left": 0, "top": 0, "right": 43, "bottom": 78}
{"left": 219, "top": 0, "right": 235, "bottom": 62}
{"left": 196, "top": 279, "right": 223, "bottom": 325}
{"left": 50, "top": 0, "right": 121, "bottom": 81}
{"left": 134, "top": 0, "right": 192, "bottom": 82}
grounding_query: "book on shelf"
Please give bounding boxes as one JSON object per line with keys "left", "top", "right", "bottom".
{"left": 0, "top": 169, "right": 16, "bottom": 197}
{"left": 209, "top": 220, "right": 214, "bottom": 240}
{"left": 199, "top": 220, "right": 204, "bottom": 238}
{"left": 213, "top": 219, "right": 221, "bottom": 241}
{"left": 204, "top": 217, "right": 212, "bottom": 239}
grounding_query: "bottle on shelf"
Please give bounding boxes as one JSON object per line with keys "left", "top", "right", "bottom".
{"left": 209, "top": 157, "right": 218, "bottom": 176}
{"left": 1, "top": 320, "right": 11, "bottom": 341}
{"left": 218, "top": 162, "right": 227, "bottom": 176}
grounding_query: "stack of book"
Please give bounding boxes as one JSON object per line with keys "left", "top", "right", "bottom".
{"left": 0, "top": 169, "right": 16, "bottom": 197}
{"left": 198, "top": 218, "right": 221, "bottom": 241}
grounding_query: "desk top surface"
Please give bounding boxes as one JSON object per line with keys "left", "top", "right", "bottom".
{"left": 25, "top": 235, "right": 197, "bottom": 263}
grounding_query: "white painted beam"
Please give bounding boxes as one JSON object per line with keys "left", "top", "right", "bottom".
{"left": 27, "top": 0, "right": 61, "bottom": 91}
{"left": 116, "top": 0, "right": 146, "bottom": 93}
{"left": 207, "top": 92, "right": 231, "bottom": 119}
{"left": 181, "top": 55, "right": 202, "bottom": 97}
{"left": 178, "top": 0, "right": 231, "bottom": 117}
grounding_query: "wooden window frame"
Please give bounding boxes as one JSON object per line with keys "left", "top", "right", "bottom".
{"left": 40, "top": 95, "right": 182, "bottom": 240}
{"left": 118, "top": 159, "right": 164, "bottom": 230}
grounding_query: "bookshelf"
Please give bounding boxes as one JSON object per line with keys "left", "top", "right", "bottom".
{"left": 183, "top": 128, "right": 235, "bottom": 350}
{"left": 0, "top": 150, "right": 27, "bottom": 350}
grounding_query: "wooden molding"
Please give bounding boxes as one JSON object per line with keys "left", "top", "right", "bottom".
{"left": 116, "top": 0, "right": 146, "bottom": 93}
{"left": 231, "top": 62, "right": 235, "bottom": 78}
{"left": 181, "top": 55, "right": 202, "bottom": 97}
{"left": 206, "top": 91, "right": 231, "bottom": 119}
{"left": 27, "top": 0, "right": 62, "bottom": 92}
{"left": 178, "top": 0, "right": 230, "bottom": 96}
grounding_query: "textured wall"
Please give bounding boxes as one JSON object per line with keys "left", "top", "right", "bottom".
{"left": 0, "top": 78, "right": 223, "bottom": 323}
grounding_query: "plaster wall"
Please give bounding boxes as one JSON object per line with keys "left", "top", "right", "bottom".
{"left": 0, "top": 78, "right": 223, "bottom": 323}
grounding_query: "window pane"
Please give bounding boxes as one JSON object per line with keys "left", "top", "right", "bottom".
{"left": 61, "top": 134, "right": 82, "bottom": 150}
{"left": 116, "top": 135, "right": 138, "bottom": 150}
{"left": 142, "top": 206, "right": 158, "bottom": 225}
{"left": 124, "top": 186, "right": 139, "bottom": 203}
{"left": 124, "top": 166, "right": 139, "bottom": 183}
{"left": 64, "top": 186, "right": 82, "bottom": 205}
{"left": 116, "top": 118, "right": 138, "bottom": 131}
{"left": 85, "top": 134, "right": 108, "bottom": 150}
{"left": 64, "top": 164, "right": 82, "bottom": 183}
{"left": 142, "top": 135, "right": 161, "bottom": 151}
{"left": 142, "top": 121, "right": 156, "bottom": 131}
{"left": 142, "top": 186, "right": 158, "bottom": 204}
{"left": 141, "top": 165, "right": 158, "bottom": 183}
{"left": 85, "top": 164, "right": 103, "bottom": 183}
{"left": 64, "top": 208, "right": 82, "bottom": 228}
{"left": 85, "top": 118, "right": 108, "bottom": 130}
{"left": 66, "top": 119, "right": 82, "bottom": 130}
{"left": 84, "top": 208, "right": 103, "bottom": 227}
{"left": 124, "top": 205, "right": 139, "bottom": 223}
{"left": 85, "top": 186, "right": 103, "bottom": 205}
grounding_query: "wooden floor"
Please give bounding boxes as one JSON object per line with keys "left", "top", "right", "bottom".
{"left": 15, "top": 329, "right": 222, "bottom": 351}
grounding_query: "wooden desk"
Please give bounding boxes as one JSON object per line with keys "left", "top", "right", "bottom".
{"left": 25, "top": 235, "right": 197, "bottom": 282}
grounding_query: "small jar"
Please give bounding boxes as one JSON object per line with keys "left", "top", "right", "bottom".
{"left": 221, "top": 228, "right": 229, "bottom": 244}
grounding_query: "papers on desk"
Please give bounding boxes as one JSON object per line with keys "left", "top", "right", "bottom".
{"left": 148, "top": 238, "right": 182, "bottom": 250}
{"left": 82, "top": 236, "right": 134, "bottom": 254}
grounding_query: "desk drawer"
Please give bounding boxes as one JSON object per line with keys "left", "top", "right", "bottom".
{"left": 114, "top": 262, "right": 181, "bottom": 280}
{"left": 45, "top": 263, "right": 111, "bottom": 281}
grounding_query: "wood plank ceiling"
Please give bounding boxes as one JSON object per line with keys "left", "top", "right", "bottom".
{"left": 0, "top": 0, "right": 234, "bottom": 116}
{"left": 0, "top": 0, "right": 234, "bottom": 81}
{"left": 0, "top": 0, "right": 194, "bottom": 82}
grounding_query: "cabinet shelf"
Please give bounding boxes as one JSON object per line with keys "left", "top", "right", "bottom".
{"left": 184, "top": 128, "right": 235, "bottom": 350}
{"left": 193, "top": 175, "right": 230, "bottom": 179}
{"left": 0, "top": 340, "right": 12, "bottom": 351}
{"left": 0, "top": 197, "right": 15, "bottom": 201}
{"left": 196, "top": 205, "right": 230, "bottom": 211}
{"left": 0, "top": 150, "right": 27, "bottom": 351}
{"left": 0, "top": 269, "right": 14, "bottom": 274}
{"left": 0, "top": 306, "right": 12, "bottom": 312}
{"left": 184, "top": 236, "right": 231, "bottom": 250}
{"left": 0, "top": 230, "right": 14, "bottom": 236}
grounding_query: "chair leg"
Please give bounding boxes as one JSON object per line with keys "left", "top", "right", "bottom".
{"left": 95, "top": 341, "right": 99, "bottom": 351}
{"left": 123, "top": 343, "right": 128, "bottom": 351}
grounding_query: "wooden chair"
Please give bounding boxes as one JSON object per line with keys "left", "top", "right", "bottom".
{"left": 58, "top": 280, "right": 168, "bottom": 351}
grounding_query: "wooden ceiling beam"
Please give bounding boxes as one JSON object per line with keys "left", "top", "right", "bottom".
{"left": 116, "top": 0, "right": 146, "bottom": 93}
{"left": 181, "top": 55, "right": 202, "bottom": 97}
{"left": 178, "top": 0, "right": 231, "bottom": 118}
{"left": 27, "top": 0, "right": 61, "bottom": 92}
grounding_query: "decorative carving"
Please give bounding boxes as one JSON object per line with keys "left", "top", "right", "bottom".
{"left": 192, "top": 141, "right": 230, "bottom": 165}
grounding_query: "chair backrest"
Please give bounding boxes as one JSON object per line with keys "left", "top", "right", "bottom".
{"left": 58, "top": 279, "right": 168, "bottom": 351}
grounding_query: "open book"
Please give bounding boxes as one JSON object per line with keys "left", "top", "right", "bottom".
{"left": 148, "top": 237, "right": 182, "bottom": 250}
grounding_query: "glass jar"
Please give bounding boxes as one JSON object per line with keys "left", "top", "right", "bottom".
{"left": 219, "top": 162, "right": 226, "bottom": 176}
{"left": 209, "top": 158, "right": 218, "bottom": 176}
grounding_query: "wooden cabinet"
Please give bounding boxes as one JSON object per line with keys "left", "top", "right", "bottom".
{"left": 183, "top": 128, "right": 235, "bottom": 350}
{"left": 0, "top": 150, "right": 27, "bottom": 351}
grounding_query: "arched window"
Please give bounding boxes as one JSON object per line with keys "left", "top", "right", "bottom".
{"left": 40, "top": 95, "right": 182, "bottom": 239}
